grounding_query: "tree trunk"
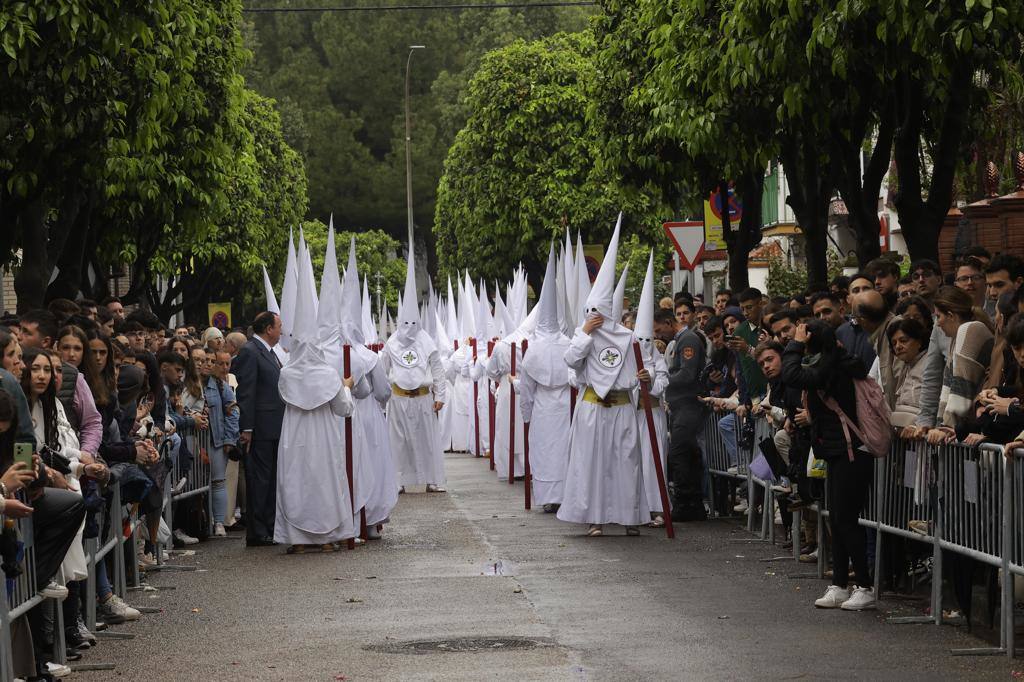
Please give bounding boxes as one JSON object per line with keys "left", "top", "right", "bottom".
{"left": 47, "top": 192, "right": 94, "bottom": 302}
{"left": 14, "top": 198, "right": 50, "bottom": 313}
{"left": 721, "top": 172, "right": 765, "bottom": 292}
{"left": 781, "top": 130, "right": 835, "bottom": 290}
{"left": 893, "top": 64, "right": 970, "bottom": 264}
{"left": 833, "top": 98, "right": 895, "bottom": 267}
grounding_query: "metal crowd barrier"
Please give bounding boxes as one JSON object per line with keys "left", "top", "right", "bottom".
{"left": 0, "top": 498, "right": 47, "bottom": 681}
{"left": 155, "top": 428, "right": 213, "bottom": 568}
{"left": 705, "top": 409, "right": 1022, "bottom": 659}
{"left": 703, "top": 411, "right": 774, "bottom": 540}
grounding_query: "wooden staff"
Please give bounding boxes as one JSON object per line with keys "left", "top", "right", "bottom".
{"left": 521, "top": 340, "right": 531, "bottom": 509}
{"left": 570, "top": 386, "right": 577, "bottom": 422}
{"left": 487, "top": 340, "right": 496, "bottom": 470}
{"left": 508, "top": 340, "right": 517, "bottom": 485}
{"left": 631, "top": 341, "right": 674, "bottom": 539}
{"left": 471, "top": 338, "right": 480, "bottom": 458}
{"left": 344, "top": 345, "right": 357, "bottom": 549}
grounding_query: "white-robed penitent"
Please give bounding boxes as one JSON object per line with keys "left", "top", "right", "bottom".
{"left": 275, "top": 232, "right": 356, "bottom": 546}
{"left": 519, "top": 242, "right": 571, "bottom": 506}
{"left": 633, "top": 251, "right": 670, "bottom": 515}
{"left": 383, "top": 236, "right": 448, "bottom": 486}
{"left": 557, "top": 216, "right": 650, "bottom": 527}
{"left": 339, "top": 238, "right": 399, "bottom": 527}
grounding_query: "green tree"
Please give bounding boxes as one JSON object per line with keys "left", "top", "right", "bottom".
{"left": 434, "top": 32, "right": 667, "bottom": 288}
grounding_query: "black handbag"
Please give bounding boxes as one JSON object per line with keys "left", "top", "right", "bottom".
{"left": 39, "top": 445, "right": 73, "bottom": 476}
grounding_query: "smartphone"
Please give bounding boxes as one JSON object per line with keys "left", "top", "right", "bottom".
{"left": 13, "top": 442, "right": 33, "bottom": 468}
{"left": 725, "top": 334, "right": 738, "bottom": 342}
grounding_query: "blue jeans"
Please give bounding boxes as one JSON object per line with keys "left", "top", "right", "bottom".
{"left": 209, "top": 444, "right": 228, "bottom": 524}
{"left": 718, "top": 413, "right": 739, "bottom": 467}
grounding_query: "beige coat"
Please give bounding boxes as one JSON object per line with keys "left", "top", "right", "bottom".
{"left": 890, "top": 351, "right": 927, "bottom": 428}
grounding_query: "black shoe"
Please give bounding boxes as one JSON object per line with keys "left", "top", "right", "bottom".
{"left": 246, "top": 536, "right": 277, "bottom": 547}
{"left": 671, "top": 505, "right": 708, "bottom": 522}
{"left": 65, "top": 647, "right": 83, "bottom": 661}
{"left": 65, "top": 627, "right": 90, "bottom": 650}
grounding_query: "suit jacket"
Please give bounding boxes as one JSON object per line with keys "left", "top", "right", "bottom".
{"left": 232, "top": 338, "right": 285, "bottom": 441}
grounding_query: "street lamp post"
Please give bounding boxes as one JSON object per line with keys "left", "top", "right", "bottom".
{"left": 405, "top": 45, "right": 425, "bottom": 257}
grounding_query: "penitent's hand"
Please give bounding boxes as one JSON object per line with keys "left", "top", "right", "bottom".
{"left": 582, "top": 314, "right": 604, "bottom": 335}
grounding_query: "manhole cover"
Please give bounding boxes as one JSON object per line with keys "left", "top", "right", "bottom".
{"left": 365, "top": 636, "right": 555, "bottom": 655}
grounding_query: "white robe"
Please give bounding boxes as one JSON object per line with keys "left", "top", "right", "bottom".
{"left": 450, "top": 345, "right": 476, "bottom": 453}
{"left": 437, "top": 348, "right": 456, "bottom": 450}
{"left": 383, "top": 335, "right": 447, "bottom": 486}
{"left": 357, "top": 360, "right": 399, "bottom": 526}
{"left": 274, "top": 386, "right": 356, "bottom": 545}
{"left": 636, "top": 351, "right": 669, "bottom": 514}
{"left": 556, "top": 329, "right": 650, "bottom": 526}
{"left": 519, "top": 372, "right": 570, "bottom": 505}
{"left": 487, "top": 342, "right": 525, "bottom": 479}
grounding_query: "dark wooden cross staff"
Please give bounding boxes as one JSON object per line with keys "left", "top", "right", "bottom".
{"left": 631, "top": 341, "right": 674, "bottom": 539}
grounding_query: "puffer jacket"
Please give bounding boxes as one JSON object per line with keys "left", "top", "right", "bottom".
{"left": 890, "top": 351, "right": 926, "bottom": 428}
{"left": 781, "top": 340, "right": 867, "bottom": 460}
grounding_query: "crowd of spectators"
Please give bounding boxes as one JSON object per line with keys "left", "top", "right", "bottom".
{"left": 633, "top": 245, "right": 1023, "bottom": 612}
{"left": 0, "top": 297, "right": 244, "bottom": 680}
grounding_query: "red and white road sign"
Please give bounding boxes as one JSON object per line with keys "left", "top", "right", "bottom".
{"left": 662, "top": 221, "right": 705, "bottom": 270}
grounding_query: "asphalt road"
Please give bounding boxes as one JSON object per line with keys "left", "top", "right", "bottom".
{"left": 78, "top": 452, "right": 1019, "bottom": 680}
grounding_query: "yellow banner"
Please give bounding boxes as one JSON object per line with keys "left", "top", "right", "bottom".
{"left": 703, "top": 186, "right": 743, "bottom": 252}
{"left": 582, "top": 244, "right": 604, "bottom": 283}
{"left": 207, "top": 303, "right": 231, "bottom": 330}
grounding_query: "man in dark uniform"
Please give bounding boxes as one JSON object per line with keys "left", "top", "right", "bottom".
{"left": 665, "top": 317, "right": 708, "bottom": 521}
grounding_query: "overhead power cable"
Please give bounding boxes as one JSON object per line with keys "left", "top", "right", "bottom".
{"left": 243, "top": 2, "right": 597, "bottom": 12}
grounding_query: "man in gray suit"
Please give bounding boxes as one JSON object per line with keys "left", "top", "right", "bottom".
{"left": 232, "top": 312, "right": 285, "bottom": 546}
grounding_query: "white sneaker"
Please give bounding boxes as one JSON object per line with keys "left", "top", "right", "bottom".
{"left": 726, "top": 466, "right": 739, "bottom": 475}
{"left": 733, "top": 500, "right": 748, "bottom": 513}
{"left": 367, "top": 525, "right": 381, "bottom": 539}
{"left": 214, "top": 522, "right": 226, "bottom": 537}
{"left": 172, "top": 476, "right": 188, "bottom": 495}
{"left": 46, "top": 662, "right": 72, "bottom": 678}
{"left": 174, "top": 529, "right": 199, "bottom": 545}
{"left": 814, "top": 585, "right": 850, "bottom": 608}
{"left": 841, "top": 586, "right": 876, "bottom": 611}
{"left": 40, "top": 581, "right": 68, "bottom": 600}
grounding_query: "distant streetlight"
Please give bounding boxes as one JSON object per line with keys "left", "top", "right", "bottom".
{"left": 405, "top": 45, "right": 425, "bottom": 256}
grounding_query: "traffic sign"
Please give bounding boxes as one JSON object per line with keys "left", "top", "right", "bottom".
{"left": 662, "top": 221, "right": 705, "bottom": 270}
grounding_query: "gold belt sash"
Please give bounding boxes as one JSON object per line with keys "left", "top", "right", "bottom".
{"left": 391, "top": 384, "right": 430, "bottom": 398}
{"left": 581, "top": 386, "right": 630, "bottom": 407}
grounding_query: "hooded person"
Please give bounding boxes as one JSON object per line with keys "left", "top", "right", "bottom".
{"left": 556, "top": 214, "right": 650, "bottom": 536}
{"left": 340, "top": 238, "right": 399, "bottom": 536}
{"left": 319, "top": 230, "right": 376, "bottom": 537}
{"left": 382, "top": 237, "right": 448, "bottom": 491}
{"left": 274, "top": 232, "right": 356, "bottom": 552}
{"left": 633, "top": 251, "right": 671, "bottom": 525}
{"left": 518, "top": 242, "right": 572, "bottom": 511}
{"left": 450, "top": 274, "right": 478, "bottom": 453}
{"left": 436, "top": 277, "right": 462, "bottom": 451}
{"left": 361, "top": 275, "right": 378, "bottom": 346}
{"left": 485, "top": 288, "right": 537, "bottom": 481}
{"left": 469, "top": 280, "right": 493, "bottom": 457}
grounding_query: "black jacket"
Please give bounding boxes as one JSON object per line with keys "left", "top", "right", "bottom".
{"left": 231, "top": 339, "right": 285, "bottom": 441}
{"left": 781, "top": 341, "right": 867, "bottom": 460}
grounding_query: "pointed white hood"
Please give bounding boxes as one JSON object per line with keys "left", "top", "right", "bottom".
{"left": 340, "top": 238, "right": 377, "bottom": 380}
{"left": 459, "top": 273, "right": 476, "bottom": 343}
{"left": 394, "top": 235, "right": 420, "bottom": 346}
{"left": 521, "top": 241, "right": 570, "bottom": 388}
{"left": 564, "top": 229, "right": 576, "bottom": 324}
{"left": 578, "top": 213, "right": 634, "bottom": 400}
{"left": 611, "top": 262, "right": 629, "bottom": 323}
{"left": 279, "top": 231, "right": 341, "bottom": 410}
{"left": 635, "top": 250, "right": 658, "bottom": 362}
{"left": 298, "top": 226, "right": 318, "bottom": 320}
{"left": 583, "top": 213, "right": 621, "bottom": 320}
{"left": 574, "top": 233, "right": 591, "bottom": 327}
{"left": 263, "top": 266, "right": 280, "bottom": 315}
{"left": 279, "top": 228, "right": 298, "bottom": 352}
{"left": 361, "top": 275, "right": 377, "bottom": 344}
{"left": 316, "top": 223, "right": 345, "bottom": 378}
{"left": 475, "top": 279, "right": 490, "bottom": 343}
{"left": 445, "top": 277, "right": 459, "bottom": 349}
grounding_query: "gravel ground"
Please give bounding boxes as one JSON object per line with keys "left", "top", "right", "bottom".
{"left": 75, "top": 451, "right": 1020, "bottom": 681}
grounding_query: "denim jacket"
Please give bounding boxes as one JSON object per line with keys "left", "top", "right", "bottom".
{"left": 204, "top": 376, "right": 239, "bottom": 448}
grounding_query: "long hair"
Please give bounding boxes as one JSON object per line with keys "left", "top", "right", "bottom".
{"left": 20, "top": 347, "right": 58, "bottom": 448}
{"left": 135, "top": 351, "right": 166, "bottom": 420}
{"left": 0, "top": 388, "right": 17, "bottom": 469}
{"left": 59, "top": 324, "right": 109, "bottom": 407}
{"left": 184, "top": 346, "right": 204, "bottom": 400}
{"left": 87, "top": 330, "right": 117, "bottom": 407}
